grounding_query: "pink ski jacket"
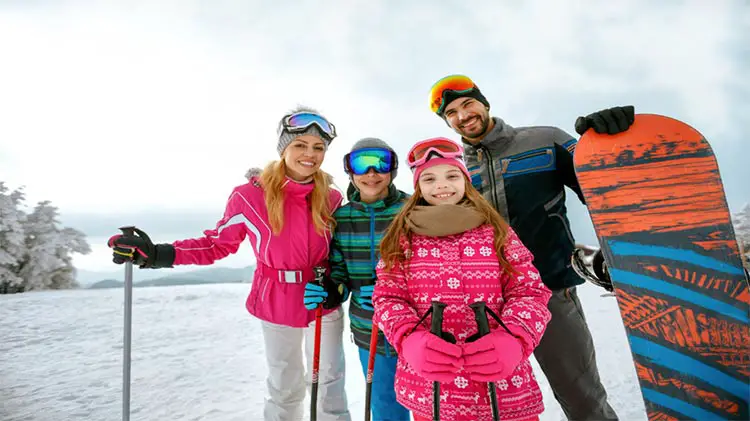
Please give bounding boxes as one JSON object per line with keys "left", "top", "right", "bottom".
{"left": 373, "top": 225, "right": 552, "bottom": 421}
{"left": 171, "top": 174, "right": 343, "bottom": 328}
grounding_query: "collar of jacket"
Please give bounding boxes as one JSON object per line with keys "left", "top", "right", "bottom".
{"left": 347, "top": 184, "right": 404, "bottom": 211}
{"left": 282, "top": 176, "right": 316, "bottom": 197}
{"left": 461, "top": 116, "right": 514, "bottom": 150}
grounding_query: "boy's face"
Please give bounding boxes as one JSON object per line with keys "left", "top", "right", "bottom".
{"left": 353, "top": 169, "right": 391, "bottom": 203}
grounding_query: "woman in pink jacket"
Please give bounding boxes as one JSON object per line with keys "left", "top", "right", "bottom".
{"left": 373, "top": 137, "right": 553, "bottom": 421}
{"left": 107, "top": 106, "right": 352, "bottom": 421}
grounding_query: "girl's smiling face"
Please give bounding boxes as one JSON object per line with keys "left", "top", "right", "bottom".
{"left": 417, "top": 164, "right": 466, "bottom": 205}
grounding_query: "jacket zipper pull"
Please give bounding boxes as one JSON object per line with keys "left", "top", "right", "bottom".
{"left": 477, "top": 147, "right": 484, "bottom": 162}
{"left": 501, "top": 159, "right": 510, "bottom": 173}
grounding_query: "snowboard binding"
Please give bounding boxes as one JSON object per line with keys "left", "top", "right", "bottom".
{"left": 571, "top": 246, "right": 614, "bottom": 294}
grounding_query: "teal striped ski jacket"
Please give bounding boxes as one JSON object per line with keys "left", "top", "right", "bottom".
{"left": 329, "top": 183, "right": 409, "bottom": 356}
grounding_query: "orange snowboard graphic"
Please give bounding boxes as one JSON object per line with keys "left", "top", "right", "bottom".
{"left": 573, "top": 114, "right": 749, "bottom": 421}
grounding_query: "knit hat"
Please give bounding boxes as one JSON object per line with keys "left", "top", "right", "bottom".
{"left": 276, "top": 107, "right": 335, "bottom": 156}
{"left": 412, "top": 155, "right": 471, "bottom": 188}
{"left": 430, "top": 75, "right": 490, "bottom": 118}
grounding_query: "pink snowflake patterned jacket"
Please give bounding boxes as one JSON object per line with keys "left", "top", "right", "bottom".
{"left": 373, "top": 225, "right": 552, "bottom": 421}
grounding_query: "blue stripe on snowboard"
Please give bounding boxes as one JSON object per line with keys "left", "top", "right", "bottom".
{"left": 609, "top": 269, "right": 748, "bottom": 323}
{"left": 630, "top": 336, "right": 749, "bottom": 402}
{"left": 609, "top": 240, "right": 744, "bottom": 275}
{"left": 642, "top": 388, "right": 729, "bottom": 421}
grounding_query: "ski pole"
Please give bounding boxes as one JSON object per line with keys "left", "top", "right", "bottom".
{"left": 364, "top": 322, "right": 378, "bottom": 421}
{"left": 310, "top": 266, "right": 326, "bottom": 421}
{"left": 429, "top": 301, "right": 448, "bottom": 421}
{"left": 119, "top": 226, "right": 136, "bottom": 421}
{"left": 469, "top": 301, "right": 500, "bottom": 421}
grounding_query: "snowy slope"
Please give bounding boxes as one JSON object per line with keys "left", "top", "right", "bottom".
{"left": 0, "top": 282, "right": 646, "bottom": 421}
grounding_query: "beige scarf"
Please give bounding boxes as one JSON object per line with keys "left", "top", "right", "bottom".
{"left": 405, "top": 204, "right": 486, "bottom": 237}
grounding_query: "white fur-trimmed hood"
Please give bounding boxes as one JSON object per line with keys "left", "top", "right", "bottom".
{"left": 245, "top": 167, "right": 262, "bottom": 180}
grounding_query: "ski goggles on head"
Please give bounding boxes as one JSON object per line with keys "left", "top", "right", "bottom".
{"left": 407, "top": 137, "right": 464, "bottom": 169}
{"left": 429, "top": 75, "right": 477, "bottom": 114}
{"left": 281, "top": 112, "right": 337, "bottom": 140}
{"left": 344, "top": 148, "right": 397, "bottom": 175}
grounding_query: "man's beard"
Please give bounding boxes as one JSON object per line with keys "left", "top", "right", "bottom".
{"left": 461, "top": 115, "right": 488, "bottom": 139}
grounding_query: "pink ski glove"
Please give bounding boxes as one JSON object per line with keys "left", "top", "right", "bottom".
{"left": 462, "top": 330, "right": 523, "bottom": 382}
{"left": 401, "top": 330, "right": 463, "bottom": 383}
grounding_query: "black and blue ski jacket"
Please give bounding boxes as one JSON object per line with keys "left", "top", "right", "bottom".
{"left": 463, "top": 117, "right": 586, "bottom": 291}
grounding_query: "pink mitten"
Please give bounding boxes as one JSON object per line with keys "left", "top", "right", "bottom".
{"left": 401, "top": 330, "right": 463, "bottom": 383}
{"left": 462, "top": 330, "right": 523, "bottom": 382}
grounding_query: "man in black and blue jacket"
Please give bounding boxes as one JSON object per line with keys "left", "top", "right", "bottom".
{"left": 428, "top": 74, "right": 635, "bottom": 421}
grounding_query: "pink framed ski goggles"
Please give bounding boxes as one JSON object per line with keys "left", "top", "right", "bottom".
{"left": 406, "top": 137, "right": 464, "bottom": 170}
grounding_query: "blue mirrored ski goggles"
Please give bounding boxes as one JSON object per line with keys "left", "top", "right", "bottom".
{"left": 281, "top": 112, "right": 337, "bottom": 140}
{"left": 344, "top": 148, "right": 397, "bottom": 175}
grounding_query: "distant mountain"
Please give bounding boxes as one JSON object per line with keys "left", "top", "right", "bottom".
{"left": 89, "top": 279, "right": 125, "bottom": 289}
{"left": 87, "top": 265, "right": 256, "bottom": 289}
{"left": 76, "top": 267, "right": 165, "bottom": 286}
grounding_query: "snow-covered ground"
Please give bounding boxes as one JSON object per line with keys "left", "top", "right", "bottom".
{"left": 0, "top": 282, "right": 647, "bottom": 421}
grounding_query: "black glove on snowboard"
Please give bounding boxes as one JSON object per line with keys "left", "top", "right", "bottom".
{"left": 107, "top": 227, "right": 175, "bottom": 269}
{"left": 575, "top": 105, "right": 635, "bottom": 136}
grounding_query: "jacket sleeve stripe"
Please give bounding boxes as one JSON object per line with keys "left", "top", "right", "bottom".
{"left": 171, "top": 188, "right": 267, "bottom": 266}
{"left": 562, "top": 138, "right": 577, "bottom": 153}
{"left": 209, "top": 213, "right": 263, "bottom": 255}
{"left": 229, "top": 190, "right": 272, "bottom": 261}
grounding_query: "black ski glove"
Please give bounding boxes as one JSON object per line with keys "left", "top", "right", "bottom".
{"left": 322, "top": 281, "right": 350, "bottom": 309}
{"left": 575, "top": 105, "right": 635, "bottom": 136}
{"left": 107, "top": 226, "right": 175, "bottom": 269}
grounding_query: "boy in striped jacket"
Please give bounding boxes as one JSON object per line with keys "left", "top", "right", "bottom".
{"left": 303, "top": 137, "right": 410, "bottom": 420}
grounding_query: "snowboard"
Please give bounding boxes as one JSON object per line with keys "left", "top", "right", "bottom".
{"left": 572, "top": 114, "right": 750, "bottom": 421}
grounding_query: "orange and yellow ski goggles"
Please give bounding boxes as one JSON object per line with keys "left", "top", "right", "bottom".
{"left": 428, "top": 75, "right": 478, "bottom": 114}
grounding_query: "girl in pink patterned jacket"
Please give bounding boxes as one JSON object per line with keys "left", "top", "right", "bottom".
{"left": 373, "top": 137, "right": 552, "bottom": 421}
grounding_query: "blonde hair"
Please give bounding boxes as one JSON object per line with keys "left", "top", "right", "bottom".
{"left": 379, "top": 177, "right": 517, "bottom": 275}
{"left": 259, "top": 159, "right": 337, "bottom": 236}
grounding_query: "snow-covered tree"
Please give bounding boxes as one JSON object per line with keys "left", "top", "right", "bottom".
{"left": 48, "top": 227, "right": 91, "bottom": 289}
{"left": 0, "top": 183, "right": 92, "bottom": 293}
{"left": 0, "top": 182, "right": 27, "bottom": 292}
{"left": 17, "top": 201, "right": 91, "bottom": 291}
{"left": 17, "top": 201, "right": 63, "bottom": 290}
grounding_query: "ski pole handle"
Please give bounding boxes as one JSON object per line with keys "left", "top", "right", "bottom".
{"left": 312, "top": 266, "right": 327, "bottom": 307}
{"left": 313, "top": 267, "right": 326, "bottom": 287}
{"left": 469, "top": 301, "right": 490, "bottom": 336}
{"left": 119, "top": 225, "right": 153, "bottom": 243}
{"left": 468, "top": 301, "right": 500, "bottom": 421}
{"left": 430, "top": 301, "right": 447, "bottom": 336}
{"left": 117, "top": 226, "right": 153, "bottom": 267}
{"left": 119, "top": 226, "right": 135, "bottom": 237}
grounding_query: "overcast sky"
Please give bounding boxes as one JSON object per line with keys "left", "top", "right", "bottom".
{"left": 1, "top": 0, "right": 748, "bottom": 272}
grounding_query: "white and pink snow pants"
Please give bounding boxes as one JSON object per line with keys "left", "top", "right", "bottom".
{"left": 259, "top": 306, "right": 351, "bottom": 421}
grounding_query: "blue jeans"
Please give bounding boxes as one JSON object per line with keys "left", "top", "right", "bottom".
{"left": 357, "top": 347, "right": 410, "bottom": 421}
